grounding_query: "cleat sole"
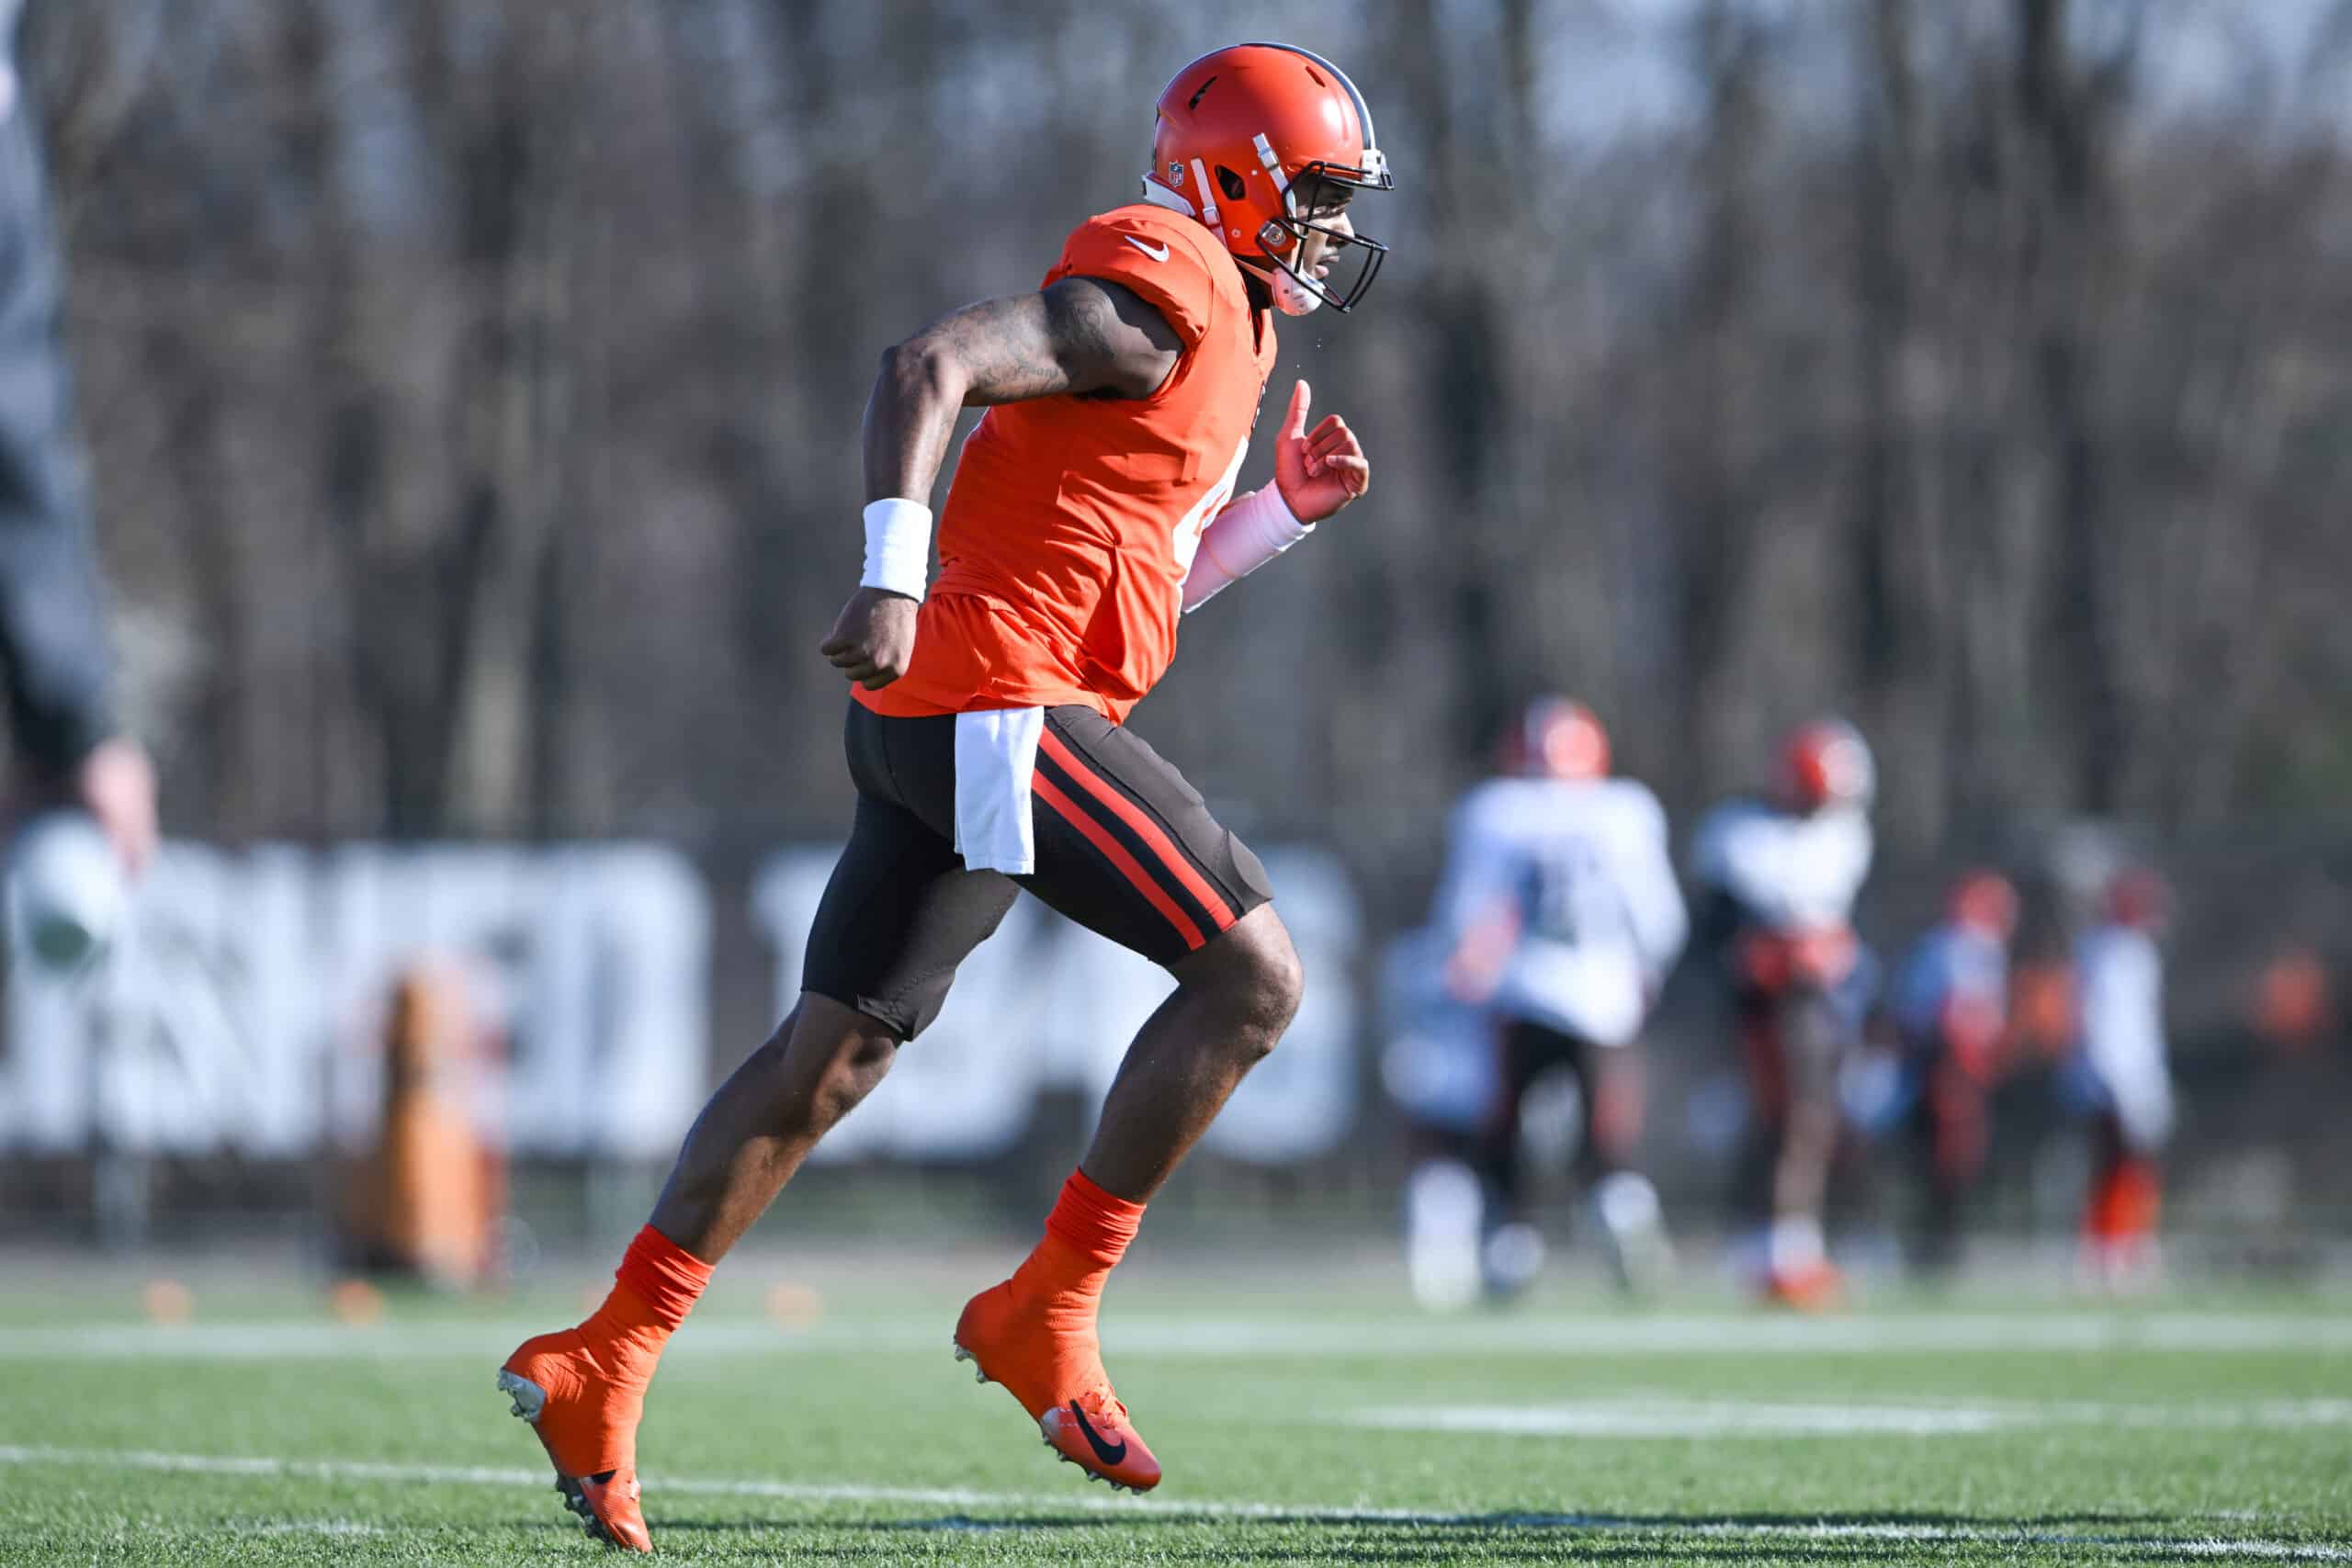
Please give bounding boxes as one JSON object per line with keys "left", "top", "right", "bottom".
{"left": 497, "top": 1369, "right": 547, "bottom": 1425}
{"left": 497, "top": 1368, "right": 639, "bottom": 1550}
{"left": 555, "top": 1476, "right": 612, "bottom": 1545}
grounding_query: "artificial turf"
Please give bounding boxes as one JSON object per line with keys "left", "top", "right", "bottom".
{"left": 1, "top": 1252, "right": 2345, "bottom": 1564}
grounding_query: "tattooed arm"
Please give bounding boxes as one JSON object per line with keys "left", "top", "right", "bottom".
{"left": 861, "top": 277, "right": 1182, "bottom": 506}
{"left": 822, "top": 279, "right": 1182, "bottom": 689}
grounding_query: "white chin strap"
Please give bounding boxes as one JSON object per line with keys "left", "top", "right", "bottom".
{"left": 1269, "top": 266, "right": 1324, "bottom": 317}
{"left": 1250, "top": 130, "right": 1328, "bottom": 316}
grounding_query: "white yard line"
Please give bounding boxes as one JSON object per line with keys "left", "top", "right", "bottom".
{"left": 0, "top": 1443, "right": 2344, "bottom": 1559}
{"left": 0, "top": 1311, "right": 2345, "bottom": 1360}
{"left": 234, "top": 1519, "right": 390, "bottom": 1538}
{"left": 1348, "top": 1401, "right": 2023, "bottom": 1437}
{"left": 1343, "top": 1397, "right": 2352, "bottom": 1439}
{"left": 0, "top": 1446, "right": 1036, "bottom": 1510}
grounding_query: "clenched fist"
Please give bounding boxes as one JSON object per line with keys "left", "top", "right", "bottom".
{"left": 820, "top": 587, "right": 919, "bottom": 689}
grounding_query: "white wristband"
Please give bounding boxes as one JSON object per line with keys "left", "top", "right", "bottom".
{"left": 861, "top": 498, "right": 933, "bottom": 601}
{"left": 1182, "top": 485, "right": 1312, "bottom": 611}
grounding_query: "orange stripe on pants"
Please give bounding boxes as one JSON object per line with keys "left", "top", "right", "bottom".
{"left": 1030, "top": 771, "right": 1207, "bottom": 950}
{"left": 1037, "top": 729, "right": 1236, "bottom": 931}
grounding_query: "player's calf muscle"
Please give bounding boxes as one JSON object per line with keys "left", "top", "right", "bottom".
{"left": 649, "top": 997, "right": 896, "bottom": 1257}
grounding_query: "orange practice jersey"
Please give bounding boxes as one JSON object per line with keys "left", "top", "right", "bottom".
{"left": 855, "top": 202, "right": 1277, "bottom": 725}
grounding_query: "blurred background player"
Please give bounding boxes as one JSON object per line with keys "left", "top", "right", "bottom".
{"left": 2066, "top": 866, "right": 2173, "bottom": 1291}
{"left": 1690, "top": 718, "right": 1875, "bottom": 1307}
{"left": 497, "top": 42, "right": 1391, "bottom": 1550}
{"left": 1401, "top": 697, "right": 1686, "bottom": 1303}
{"left": 1883, "top": 870, "right": 2019, "bottom": 1277}
{"left": 0, "top": 0, "right": 156, "bottom": 886}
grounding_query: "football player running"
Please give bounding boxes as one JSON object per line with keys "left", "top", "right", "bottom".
{"left": 496, "top": 44, "right": 1391, "bottom": 1550}
{"left": 1690, "top": 719, "right": 1876, "bottom": 1308}
{"left": 1883, "top": 870, "right": 2019, "bottom": 1276}
{"left": 2065, "top": 866, "right": 2173, "bottom": 1290}
{"left": 1404, "top": 699, "right": 1688, "bottom": 1303}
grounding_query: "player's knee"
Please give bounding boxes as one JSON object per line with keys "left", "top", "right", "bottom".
{"left": 770, "top": 1005, "right": 897, "bottom": 1138}
{"left": 1223, "top": 913, "right": 1305, "bottom": 1046}
{"left": 1173, "top": 908, "right": 1302, "bottom": 1055}
{"left": 807, "top": 1034, "right": 893, "bottom": 1128}
{"left": 1261, "top": 932, "right": 1306, "bottom": 1034}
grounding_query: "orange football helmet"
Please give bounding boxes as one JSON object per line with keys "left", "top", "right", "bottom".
{"left": 1782, "top": 718, "right": 1875, "bottom": 813}
{"left": 1948, "top": 870, "right": 2020, "bottom": 941}
{"left": 1503, "top": 696, "right": 1611, "bottom": 781}
{"left": 2105, "top": 866, "right": 2170, "bottom": 931}
{"left": 1142, "top": 43, "right": 1394, "bottom": 315}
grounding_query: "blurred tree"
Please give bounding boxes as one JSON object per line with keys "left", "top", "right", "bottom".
{"left": 18, "top": 0, "right": 2352, "bottom": 883}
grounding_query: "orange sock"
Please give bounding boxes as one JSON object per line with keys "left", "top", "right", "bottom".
{"left": 2087, "top": 1156, "right": 2161, "bottom": 1244}
{"left": 1009, "top": 1169, "right": 1145, "bottom": 1330}
{"left": 582, "top": 1224, "right": 714, "bottom": 1391}
{"left": 953, "top": 1169, "right": 1148, "bottom": 1419}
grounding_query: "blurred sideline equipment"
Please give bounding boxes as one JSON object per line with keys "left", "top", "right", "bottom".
{"left": 1878, "top": 870, "right": 2019, "bottom": 1274}
{"left": 2067, "top": 866, "right": 2173, "bottom": 1290}
{"left": 6, "top": 808, "right": 123, "bottom": 970}
{"left": 1400, "top": 697, "right": 1686, "bottom": 1304}
{"left": 1690, "top": 717, "right": 1876, "bottom": 1308}
{"left": 339, "top": 962, "right": 502, "bottom": 1289}
{"left": 500, "top": 41, "right": 1395, "bottom": 1551}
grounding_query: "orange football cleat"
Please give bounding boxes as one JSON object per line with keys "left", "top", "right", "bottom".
{"left": 498, "top": 1333, "right": 654, "bottom": 1552}
{"left": 953, "top": 1281, "right": 1162, "bottom": 1493}
{"left": 1761, "top": 1259, "right": 1846, "bottom": 1313}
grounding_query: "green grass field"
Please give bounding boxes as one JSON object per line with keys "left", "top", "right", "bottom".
{"left": 3, "top": 1248, "right": 2347, "bottom": 1564}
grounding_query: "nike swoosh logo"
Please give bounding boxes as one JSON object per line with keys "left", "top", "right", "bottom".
{"left": 1123, "top": 235, "right": 1170, "bottom": 263}
{"left": 1068, "top": 1401, "right": 1128, "bottom": 1467}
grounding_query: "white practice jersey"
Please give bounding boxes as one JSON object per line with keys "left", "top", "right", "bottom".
{"left": 0, "top": 4, "right": 20, "bottom": 130}
{"left": 1434, "top": 776, "right": 1689, "bottom": 1047}
{"left": 1690, "top": 798, "right": 1873, "bottom": 933}
{"left": 2075, "top": 924, "right": 2172, "bottom": 1150}
{"left": 1890, "top": 923, "right": 2007, "bottom": 1043}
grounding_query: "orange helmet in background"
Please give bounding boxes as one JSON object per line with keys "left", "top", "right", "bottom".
{"left": 1949, "top": 870, "right": 2020, "bottom": 941}
{"left": 1782, "top": 717, "right": 1875, "bottom": 813}
{"left": 2106, "top": 866, "right": 2170, "bottom": 931}
{"left": 1503, "top": 696, "right": 1611, "bottom": 781}
{"left": 1144, "top": 43, "right": 1395, "bottom": 315}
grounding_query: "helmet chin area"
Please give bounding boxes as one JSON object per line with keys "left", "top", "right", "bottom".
{"left": 1253, "top": 215, "right": 1387, "bottom": 314}
{"left": 1270, "top": 268, "right": 1325, "bottom": 317}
